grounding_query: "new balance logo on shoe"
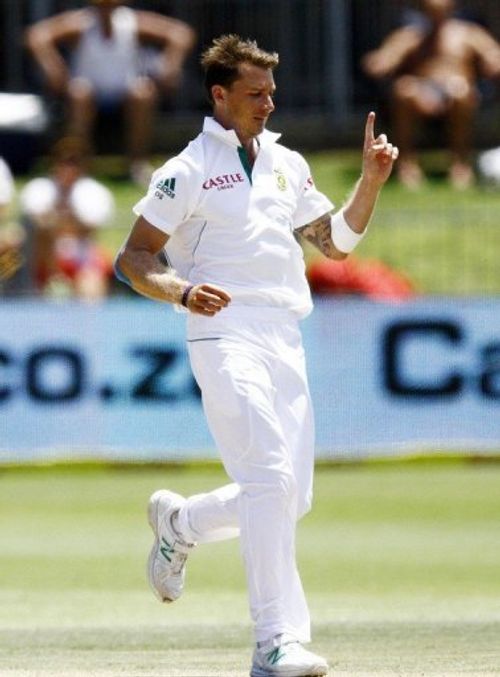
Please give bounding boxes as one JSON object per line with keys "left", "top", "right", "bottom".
{"left": 155, "top": 177, "right": 176, "bottom": 200}
{"left": 266, "top": 647, "right": 286, "bottom": 665}
{"left": 160, "top": 537, "right": 175, "bottom": 563}
{"left": 251, "top": 636, "right": 328, "bottom": 677}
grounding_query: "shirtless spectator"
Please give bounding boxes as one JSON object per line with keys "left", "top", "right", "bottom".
{"left": 25, "top": 0, "right": 196, "bottom": 185}
{"left": 362, "top": 0, "right": 500, "bottom": 189}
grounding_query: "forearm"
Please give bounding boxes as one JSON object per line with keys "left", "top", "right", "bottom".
{"left": 296, "top": 214, "right": 347, "bottom": 261}
{"left": 116, "top": 248, "right": 186, "bottom": 305}
{"left": 343, "top": 174, "right": 382, "bottom": 234}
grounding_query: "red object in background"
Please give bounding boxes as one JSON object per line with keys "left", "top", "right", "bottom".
{"left": 36, "top": 239, "right": 113, "bottom": 289}
{"left": 307, "top": 257, "right": 415, "bottom": 302}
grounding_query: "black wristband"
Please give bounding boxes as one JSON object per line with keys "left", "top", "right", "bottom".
{"left": 181, "top": 284, "right": 194, "bottom": 308}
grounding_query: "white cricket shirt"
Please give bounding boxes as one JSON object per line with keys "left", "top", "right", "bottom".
{"left": 134, "top": 117, "right": 333, "bottom": 318}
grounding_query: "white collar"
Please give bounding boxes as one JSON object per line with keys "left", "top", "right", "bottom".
{"left": 202, "top": 116, "right": 281, "bottom": 148}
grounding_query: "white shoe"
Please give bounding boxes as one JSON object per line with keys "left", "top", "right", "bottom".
{"left": 250, "top": 634, "right": 328, "bottom": 676}
{"left": 147, "top": 489, "right": 195, "bottom": 603}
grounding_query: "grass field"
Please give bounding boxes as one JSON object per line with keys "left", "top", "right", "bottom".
{"left": 13, "top": 147, "right": 500, "bottom": 296}
{"left": 1, "top": 461, "right": 500, "bottom": 676}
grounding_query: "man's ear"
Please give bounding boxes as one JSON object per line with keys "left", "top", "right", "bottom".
{"left": 211, "top": 85, "right": 226, "bottom": 105}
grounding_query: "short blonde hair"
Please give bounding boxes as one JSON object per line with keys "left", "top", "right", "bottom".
{"left": 201, "top": 34, "right": 279, "bottom": 102}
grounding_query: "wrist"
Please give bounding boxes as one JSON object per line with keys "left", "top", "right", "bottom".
{"left": 181, "top": 283, "right": 194, "bottom": 308}
{"left": 330, "top": 210, "right": 367, "bottom": 254}
{"left": 359, "top": 171, "right": 385, "bottom": 193}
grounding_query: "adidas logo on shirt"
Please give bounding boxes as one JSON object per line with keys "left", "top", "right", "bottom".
{"left": 155, "top": 177, "right": 176, "bottom": 200}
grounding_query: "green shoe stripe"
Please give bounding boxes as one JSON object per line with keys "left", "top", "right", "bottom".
{"left": 159, "top": 537, "right": 174, "bottom": 563}
{"left": 265, "top": 647, "right": 286, "bottom": 665}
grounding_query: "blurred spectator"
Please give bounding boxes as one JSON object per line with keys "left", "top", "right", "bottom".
{"left": 478, "top": 146, "right": 500, "bottom": 186}
{"left": 25, "top": 0, "right": 196, "bottom": 185}
{"left": 362, "top": 0, "right": 500, "bottom": 189}
{"left": 0, "top": 157, "right": 15, "bottom": 219}
{"left": 0, "top": 157, "right": 25, "bottom": 287}
{"left": 19, "top": 137, "right": 115, "bottom": 301}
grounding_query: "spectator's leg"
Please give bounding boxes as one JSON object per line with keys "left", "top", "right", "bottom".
{"left": 446, "top": 78, "right": 477, "bottom": 189}
{"left": 66, "top": 77, "right": 97, "bottom": 146}
{"left": 391, "top": 76, "right": 428, "bottom": 189}
{"left": 125, "top": 77, "right": 158, "bottom": 185}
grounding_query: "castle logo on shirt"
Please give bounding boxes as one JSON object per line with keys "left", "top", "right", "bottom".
{"left": 155, "top": 177, "right": 176, "bottom": 200}
{"left": 203, "top": 173, "right": 245, "bottom": 191}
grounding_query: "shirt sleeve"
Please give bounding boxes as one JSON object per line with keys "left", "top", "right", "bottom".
{"left": 133, "top": 157, "right": 201, "bottom": 235}
{"left": 291, "top": 153, "right": 334, "bottom": 230}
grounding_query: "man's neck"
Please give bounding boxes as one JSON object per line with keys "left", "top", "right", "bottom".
{"left": 240, "top": 137, "right": 259, "bottom": 165}
{"left": 212, "top": 114, "right": 259, "bottom": 164}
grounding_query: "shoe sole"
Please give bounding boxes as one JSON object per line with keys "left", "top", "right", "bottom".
{"left": 147, "top": 538, "right": 169, "bottom": 602}
{"left": 250, "top": 667, "right": 327, "bottom": 677}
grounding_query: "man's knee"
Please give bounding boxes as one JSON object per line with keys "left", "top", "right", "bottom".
{"left": 127, "top": 76, "right": 158, "bottom": 105}
{"left": 392, "top": 75, "right": 420, "bottom": 105}
{"left": 447, "top": 79, "right": 477, "bottom": 112}
{"left": 392, "top": 76, "right": 441, "bottom": 116}
{"left": 67, "top": 77, "right": 95, "bottom": 105}
{"left": 243, "top": 467, "right": 298, "bottom": 505}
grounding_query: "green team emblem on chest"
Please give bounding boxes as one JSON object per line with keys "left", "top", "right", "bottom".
{"left": 155, "top": 177, "right": 176, "bottom": 199}
{"left": 273, "top": 168, "right": 287, "bottom": 191}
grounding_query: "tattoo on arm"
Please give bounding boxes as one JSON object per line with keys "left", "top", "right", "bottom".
{"left": 296, "top": 213, "right": 341, "bottom": 258}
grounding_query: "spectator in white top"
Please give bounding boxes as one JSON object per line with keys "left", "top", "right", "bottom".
{"left": 25, "top": 0, "right": 196, "bottom": 185}
{"left": 20, "top": 137, "right": 115, "bottom": 300}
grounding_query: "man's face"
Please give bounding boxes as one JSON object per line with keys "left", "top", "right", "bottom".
{"left": 218, "top": 63, "right": 276, "bottom": 138}
{"left": 53, "top": 159, "right": 83, "bottom": 191}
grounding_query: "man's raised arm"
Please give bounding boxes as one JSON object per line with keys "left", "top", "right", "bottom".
{"left": 297, "top": 111, "right": 398, "bottom": 259}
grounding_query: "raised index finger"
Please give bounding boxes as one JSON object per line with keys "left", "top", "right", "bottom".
{"left": 364, "top": 110, "right": 376, "bottom": 147}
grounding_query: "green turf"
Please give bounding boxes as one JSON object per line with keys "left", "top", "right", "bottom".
{"left": 13, "top": 148, "right": 500, "bottom": 296}
{"left": 305, "top": 150, "right": 500, "bottom": 296}
{"left": 1, "top": 461, "right": 499, "bottom": 675}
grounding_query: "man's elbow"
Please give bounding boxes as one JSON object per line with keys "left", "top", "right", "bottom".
{"left": 184, "top": 25, "right": 197, "bottom": 50}
{"left": 329, "top": 249, "right": 349, "bottom": 262}
{"left": 172, "top": 22, "right": 197, "bottom": 53}
{"left": 114, "top": 250, "right": 133, "bottom": 288}
{"left": 24, "top": 27, "right": 39, "bottom": 53}
{"left": 25, "top": 23, "right": 52, "bottom": 53}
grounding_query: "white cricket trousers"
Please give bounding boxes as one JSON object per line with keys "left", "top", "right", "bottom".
{"left": 177, "top": 306, "right": 315, "bottom": 644}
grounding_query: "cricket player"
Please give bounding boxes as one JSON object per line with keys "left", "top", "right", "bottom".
{"left": 116, "top": 34, "right": 398, "bottom": 677}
